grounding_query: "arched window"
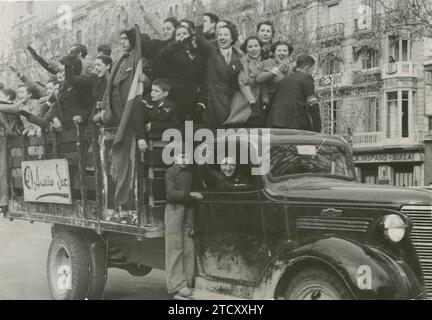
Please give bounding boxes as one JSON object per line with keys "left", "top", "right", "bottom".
{"left": 174, "top": 4, "right": 179, "bottom": 18}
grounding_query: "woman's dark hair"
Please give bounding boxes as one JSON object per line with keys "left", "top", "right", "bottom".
{"left": 217, "top": 24, "right": 239, "bottom": 46}
{"left": 240, "top": 36, "right": 262, "bottom": 54}
{"left": 163, "top": 17, "right": 181, "bottom": 41}
{"left": 175, "top": 25, "right": 192, "bottom": 39}
{"left": 256, "top": 21, "right": 275, "bottom": 41}
{"left": 204, "top": 12, "right": 219, "bottom": 24}
{"left": 180, "top": 19, "right": 195, "bottom": 32}
{"left": 271, "top": 40, "right": 294, "bottom": 56}
{"left": 97, "top": 55, "right": 113, "bottom": 68}
{"left": 218, "top": 19, "right": 238, "bottom": 32}
{"left": 71, "top": 44, "right": 88, "bottom": 58}
{"left": 120, "top": 29, "right": 136, "bottom": 48}
{"left": 164, "top": 17, "right": 181, "bottom": 29}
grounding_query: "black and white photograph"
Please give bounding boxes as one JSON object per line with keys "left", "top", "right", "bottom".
{"left": 0, "top": 0, "right": 431, "bottom": 302}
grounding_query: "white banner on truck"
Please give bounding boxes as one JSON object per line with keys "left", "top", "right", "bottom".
{"left": 21, "top": 159, "right": 72, "bottom": 204}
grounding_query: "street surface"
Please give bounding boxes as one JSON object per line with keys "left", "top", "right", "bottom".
{"left": 0, "top": 217, "right": 170, "bottom": 300}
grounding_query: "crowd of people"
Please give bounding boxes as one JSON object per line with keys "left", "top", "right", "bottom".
{"left": 0, "top": 1, "right": 324, "bottom": 299}
{"left": 0, "top": 2, "right": 321, "bottom": 143}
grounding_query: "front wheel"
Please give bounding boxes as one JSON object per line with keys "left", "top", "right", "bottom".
{"left": 47, "top": 231, "right": 90, "bottom": 300}
{"left": 284, "top": 267, "right": 353, "bottom": 300}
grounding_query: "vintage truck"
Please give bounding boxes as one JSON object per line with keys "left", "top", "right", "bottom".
{"left": 2, "top": 122, "right": 432, "bottom": 300}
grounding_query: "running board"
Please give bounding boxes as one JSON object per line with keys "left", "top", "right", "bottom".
{"left": 174, "top": 289, "right": 244, "bottom": 301}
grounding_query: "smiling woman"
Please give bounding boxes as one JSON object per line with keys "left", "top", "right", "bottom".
{"left": 224, "top": 36, "right": 266, "bottom": 126}
{"left": 195, "top": 9, "right": 244, "bottom": 124}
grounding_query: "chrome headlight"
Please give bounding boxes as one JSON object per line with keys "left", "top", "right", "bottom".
{"left": 384, "top": 214, "right": 407, "bottom": 243}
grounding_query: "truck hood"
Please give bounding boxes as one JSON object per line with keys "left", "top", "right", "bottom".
{"left": 265, "top": 177, "right": 432, "bottom": 208}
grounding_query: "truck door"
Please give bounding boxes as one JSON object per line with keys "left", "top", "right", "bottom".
{"left": 194, "top": 162, "right": 270, "bottom": 284}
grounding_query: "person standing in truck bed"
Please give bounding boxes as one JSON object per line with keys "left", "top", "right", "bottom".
{"left": 267, "top": 54, "right": 322, "bottom": 133}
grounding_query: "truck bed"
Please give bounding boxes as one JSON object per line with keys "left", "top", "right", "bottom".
{"left": 4, "top": 125, "right": 170, "bottom": 239}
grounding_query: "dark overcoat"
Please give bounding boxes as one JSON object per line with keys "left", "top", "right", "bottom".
{"left": 45, "top": 63, "right": 92, "bottom": 129}
{"left": 267, "top": 70, "right": 321, "bottom": 132}
{"left": 159, "top": 40, "right": 205, "bottom": 121}
{"left": 195, "top": 27, "right": 243, "bottom": 125}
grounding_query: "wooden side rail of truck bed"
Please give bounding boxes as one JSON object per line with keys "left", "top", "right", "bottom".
{"left": 4, "top": 123, "right": 177, "bottom": 239}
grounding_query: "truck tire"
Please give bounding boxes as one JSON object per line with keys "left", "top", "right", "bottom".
{"left": 284, "top": 267, "right": 352, "bottom": 300}
{"left": 83, "top": 233, "right": 107, "bottom": 300}
{"left": 125, "top": 263, "right": 152, "bottom": 277}
{"left": 47, "top": 231, "right": 90, "bottom": 300}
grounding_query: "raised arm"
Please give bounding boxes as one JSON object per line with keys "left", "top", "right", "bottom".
{"left": 192, "top": 0, "right": 213, "bottom": 58}
{"left": 27, "top": 46, "right": 58, "bottom": 75}
{"left": 194, "top": 25, "right": 214, "bottom": 58}
{"left": 10, "top": 67, "right": 46, "bottom": 98}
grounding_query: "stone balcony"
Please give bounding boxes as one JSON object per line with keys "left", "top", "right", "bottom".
{"left": 352, "top": 131, "right": 424, "bottom": 150}
{"left": 382, "top": 61, "right": 421, "bottom": 80}
{"left": 352, "top": 69, "right": 382, "bottom": 86}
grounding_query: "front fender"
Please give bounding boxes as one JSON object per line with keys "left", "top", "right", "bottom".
{"left": 254, "top": 237, "right": 423, "bottom": 300}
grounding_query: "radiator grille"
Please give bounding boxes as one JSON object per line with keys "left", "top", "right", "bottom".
{"left": 403, "top": 205, "right": 432, "bottom": 299}
{"left": 297, "top": 217, "right": 372, "bottom": 233}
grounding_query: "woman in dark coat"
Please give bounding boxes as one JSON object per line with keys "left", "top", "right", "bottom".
{"left": 160, "top": 25, "right": 206, "bottom": 122}
{"left": 44, "top": 55, "right": 92, "bottom": 130}
{"left": 140, "top": 17, "right": 180, "bottom": 80}
{"left": 195, "top": 18, "right": 243, "bottom": 125}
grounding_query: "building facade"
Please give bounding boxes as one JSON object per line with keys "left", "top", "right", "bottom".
{"left": 308, "top": 0, "right": 432, "bottom": 187}
{"left": 3, "top": 0, "right": 432, "bottom": 186}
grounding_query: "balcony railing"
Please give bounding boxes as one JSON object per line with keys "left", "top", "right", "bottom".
{"left": 382, "top": 62, "right": 420, "bottom": 79}
{"left": 352, "top": 131, "right": 424, "bottom": 149}
{"left": 352, "top": 69, "right": 382, "bottom": 85}
{"left": 316, "top": 23, "right": 345, "bottom": 41}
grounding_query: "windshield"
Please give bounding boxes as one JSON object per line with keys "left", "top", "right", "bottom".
{"left": 269, "top": 143, "right": 355, "bottom": 181}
